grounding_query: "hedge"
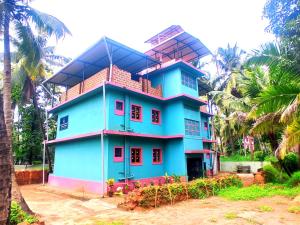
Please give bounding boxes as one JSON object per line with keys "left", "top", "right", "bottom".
{"left": 119, "top": 174, "right": 242, "bottom": 209}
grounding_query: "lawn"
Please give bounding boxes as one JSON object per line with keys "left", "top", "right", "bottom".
{"left": 218, "top": 184, "right": 300, "bottom": 200}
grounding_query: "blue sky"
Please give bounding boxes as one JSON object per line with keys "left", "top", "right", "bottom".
{"left": 32, "top": 0, "right": 274, "bottom": 60}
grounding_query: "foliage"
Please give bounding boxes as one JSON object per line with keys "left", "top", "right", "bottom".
{"left": 13, "top": 103, "right": 43, "bottom": 164}
{"left": 9, "top": 202, "right": 38, "bottom": 225}
{"left": 263, "top": 164, "right": 288, "bottom": 183}
{"left": 254, "top": 151, "right": 266, "bottom": 161}
{"left": 106, "top": 179, "right": 115, "bottom": 187}
{"left": 258, "top": 205, "right": 273, "bottom": 212}
{"left": 288, "top": 206, "right": 300, "bottom": 214}
{"left": 283, "top": 153, "right": 299, "bottom": 174}
{"left": 218, "top": 184, "right": 300, "bottom": 200}
{"left": 224, "top": 212, "right": 237, "bottom": 219}
{"left": 287, "top": 171, "right": 300, "bottom": 187}
{"left": 172, "top": 174, "right": 181, "bottom": 183}
{"left": 120, "top": 175, "right": 242, "bottom": 209}
{"left": 220, "top": 154, "right": 256, "bottom": 162}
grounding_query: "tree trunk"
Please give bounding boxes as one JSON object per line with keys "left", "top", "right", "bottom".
{"left": 2, "top": 13, "right": 32, "bottom": 214}
{"left": 0, "top": 94, "right": 12, "bottom": 225}
{"left": 268, "top": 132, "right": 278, "bottom": 152}
{"left": 226, "top": 120, "right": 235, "bottom": 154}
{"left": 32, "top": 83, "right": 53, "bottom": 173}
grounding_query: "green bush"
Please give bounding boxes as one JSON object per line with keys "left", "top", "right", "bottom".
{"left": 10, "top": 202, "right": 38, "bottom": 225}
{"left": 287, "top": 171, "right": 300, "bottom": 187}
{"left": 32, "top": 160, "right": 42, "bottom": 165}
{"left": 263, "top": 164, "right": 279, "bottom": 183}
{"left": 254, "top": 151, "right": 265, "bottom": 161}
{"left": 283, "top": 153, "right": 299, "bottom": 174}
{"left": 263, "top": 164, "right": 289, "bottom": 183}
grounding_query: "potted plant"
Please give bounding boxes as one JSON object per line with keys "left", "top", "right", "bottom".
{"left": 106, "top": 178, "right": 115, "bottom": 197}
{"left": 123, "top": 183, "right": 130, "bottom": 194}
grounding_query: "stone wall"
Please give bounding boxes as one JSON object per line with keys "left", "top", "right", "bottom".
{"left": 220, "top": 161, "right": 270, "bottom": 173}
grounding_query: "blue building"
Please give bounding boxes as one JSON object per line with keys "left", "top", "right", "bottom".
{"left": 45, "top": 25, "right": 218, "bottom": 194}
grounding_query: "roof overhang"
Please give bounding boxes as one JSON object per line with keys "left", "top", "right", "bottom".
{"left": 145, "top": 31, "right": 211, "bottom": 63}
{"left": 44, "top": 37, "right": 160, "bottom": 87}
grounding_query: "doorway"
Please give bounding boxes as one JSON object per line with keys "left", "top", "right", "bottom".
{"left": 187, "top": 156, "right": 203, "bottom": 181}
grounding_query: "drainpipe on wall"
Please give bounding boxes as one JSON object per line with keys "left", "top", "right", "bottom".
{"left": 101, "top": 82, "right": 106, "bottom": 197}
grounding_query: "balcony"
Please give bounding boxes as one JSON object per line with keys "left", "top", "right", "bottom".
{"left": 59, "top": 65, "right": 162, "bottom": 104}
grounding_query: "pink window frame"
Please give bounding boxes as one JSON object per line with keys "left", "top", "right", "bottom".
{"left": 204, "top": 121, "right": 208, "bottom": 130}
{"left": 152, "top": 148, "right": 162, "bottom": 164}
{"left": 130, "top": 147, "right": 143, "bottom": 166}
{"left": 130, "top": 104, "right": 143, "bottom": 122}
{"left": 113, "top": 146, "right": 124, "bottom": 162}
{"left": 151, "top": 108, "right": 161, "bottom": 125}
{"left": 115, "top": 100, "right": 124, "bottom": 116}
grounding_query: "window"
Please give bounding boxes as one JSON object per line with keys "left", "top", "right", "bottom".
{"left": 114, "top": 146, "right": 124, "bottom": 162}
{"left": 152, "top": 148, "right": 162, "bottom": 164}
{"left": 115, "top": 100, "right": 124, "bottom": 115}
{"left": 59, "top": 116, "right": 69, "bottom": 130}
{"left": 204, "top": 122, "right": 208, "bottom": 130}
{"left": 184, "top": 119, "right": 200, "bottom": 136}
{"left": 181, "top": 73, "right": 197, "bottom": 90}
{"left": 152, "top": 109, "right": 161, "bottom": 124}
{"left": 131, "top": 104, "right": 142, "bottom": 121}
{"left": 131, "top": 147, "right": 142, "bottom": 165}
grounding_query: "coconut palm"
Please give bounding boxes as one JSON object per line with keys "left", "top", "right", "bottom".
{"left": 0, "top": 0, "right": 70, "bottom": 215}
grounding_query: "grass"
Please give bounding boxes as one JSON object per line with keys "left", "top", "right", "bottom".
{"left": 288, "top": 206, "right": 300, "bottom": 214}
{"left": 218, "top": 184, "right": 300, "bottom": 201}
{"left": 258, "top": 205, "right": 273, "bottom": 212}
{"left": 220, "top": 154, "right": 255, "bottom": 162}
{"left": 224, "top": 212, "right": 238, "bottom": 219}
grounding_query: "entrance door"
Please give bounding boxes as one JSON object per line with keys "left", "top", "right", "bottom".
{"left": 187, "top": 157, "right": 203, "bottom": 181}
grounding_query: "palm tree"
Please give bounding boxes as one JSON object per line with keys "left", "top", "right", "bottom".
{"left": 0, "top": 0, "right": 70, "bottom": 214}
{"left": 0, "top": 94, "right": 11, "bottom": 225}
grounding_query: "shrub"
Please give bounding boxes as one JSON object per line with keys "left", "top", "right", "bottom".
{"left": 10, "top": 201, "right": 38, "bottom": 225}
{"left": 254, "top": 151, "right": 265, "bottom": 161}
{"left": 263, "top": 164, "right": 279, "bottom": 183}
{"left": 287, "top": 171, "right": 300, "bottom": 187}
{"left": 283, "top": 153, "right": 299, "bottom": 174}
{"left": 119, "top": 175, "right": 242, "bottom": 209}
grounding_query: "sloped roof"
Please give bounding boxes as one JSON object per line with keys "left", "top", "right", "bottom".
{"left": 44, "top": 37, "right": 160, "bottom": 87}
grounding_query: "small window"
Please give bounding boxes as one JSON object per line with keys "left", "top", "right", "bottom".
{"left": 114, "top": 146, "right": 124, "bottom": 162}
{"left": 115, "top": 100, "right": 124, "bottom": 115}
{"left": 184, "top": 119, "right": 200, "bottom": 136}
{"left": 131, "top": 104, "right": 142, "bottom": 121}
{"left": 60, "top": 116, "right": 69, "bottom": 130}
{"left": 152, "top": 148, "right": 162, "bottom": 164}
{"left": 131, "top": 147, "right": 142, "bottom": 165}
{"left": 181, "top": 73, "right": 197, "bottom": 90}
{"left": 152, "top": 109, "right": 161, "bottom": 124}
{"left": 204, "top": 122, "right": 208, "bottom": 130}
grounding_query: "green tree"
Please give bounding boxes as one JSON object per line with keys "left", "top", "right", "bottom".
{"left": 0, "top": 0, "right": 70, "bottom": 215}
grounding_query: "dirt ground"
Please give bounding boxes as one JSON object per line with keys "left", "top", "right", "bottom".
{"left": 21, "top": 184, "right": 300, "bottom": 225}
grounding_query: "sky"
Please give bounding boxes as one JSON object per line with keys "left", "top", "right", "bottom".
{"left": 32, "top": 0, "right": 274, "bottom": 61}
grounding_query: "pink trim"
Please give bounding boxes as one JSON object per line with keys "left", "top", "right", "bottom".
{"left": 130, "top": 147, "right": 143, "bottom": 166}
{"left": 152, "top": 148, "right": 162, "bottom": 164}
{"left": 151, "top": 108, "right": 161, "bottom": 125}
{"left": 202, "top": 139, "right": 217, "bottom": 143}
{"left": 46, "top": 130, "right": 183, "bottom": 145}
{"left": 130, "top": 104, "right": 143, "bottom": 122}
{"left": 103, "top": 130, "right": 183, "bottom": 139}
{"left": 206, "top": 153, "right": 210, "bottom": 159}
{"left": 200, "top": 109, "right": 214, "bottom": 117}
{"left": 114, "top": 146, "right": 124, "bottom": 162}
{"left": 48, "top": 174, "right": 104, "bottom": 195}
{"left": 46, "top": 131, "right": 102, "bottom": 144}
{"left": 185, "top": 149, "right": 213, "bottom": 154}
{"left": 114, "top": 100, "right": 124, "bottom": 116}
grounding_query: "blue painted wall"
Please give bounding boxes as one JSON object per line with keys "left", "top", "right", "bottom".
{"left": 53, "top": 137, "right": 104, "bottom": 181}
{"left": 56, "top": 94, "right": 103, "bottom": 139}
{"left": 107, "top": 136, "right": 165, "bottom": 180}
{"left": 162, "top": 100, "right": 185, "bottom": 135}
{"left": 164, "top": 139, "right": 186, "bottom": 176}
